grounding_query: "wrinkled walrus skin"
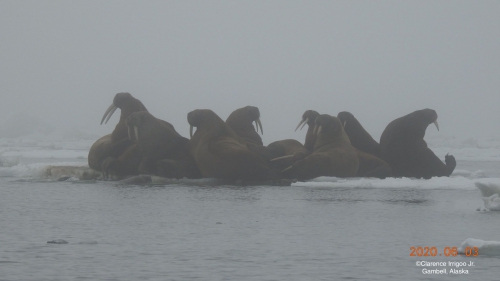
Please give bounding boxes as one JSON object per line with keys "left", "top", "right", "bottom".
{"left": 337, "top": 111, "right": 381, "bottom": 158}
{"left": 380, "top": 108, "right": 456, "bottom": 179}
{"left": 188, "top": 109, "right": 275, "bottom": 181}
{"left": 126, "top": 111, "right": 200, "bottom": 179}
{"left": 283, "top": 114, "right": 359, "bottom": 180}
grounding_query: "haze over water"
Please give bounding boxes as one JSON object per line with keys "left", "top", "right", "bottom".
{"left": 1, "top": 1, "right": 500, "bottom": 280}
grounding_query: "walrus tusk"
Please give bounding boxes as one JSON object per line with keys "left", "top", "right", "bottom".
{"left": 343, "top": 121, "right": 347, "bottom": 128}
{"left": 256, "top": 118, "right": 263, "bottom": 135}
{"left": 313, "top": 124, "right": 318, "bottom": 136}
{"left": 134, "top": 126, "right": 139, "bottom": 141}
{"left": 271, "top": 155, "right": 295, "bottom": 162}
{"left": 281, "top": 166, "right": 293, "bottom": 173}
{"left": 433, "top": 120, "right": 439, "bottom": 131}
{"left": 190, "top": 125, "right": 194, "bottom": 138}
{"left": 295, "top": 118, "right": 308, "bottom": 132}
{"left": 316, "top": 125, "right": 322, "bottom": 136}
{"left": 101, "top": 104, "right": 117, "bottom": 125}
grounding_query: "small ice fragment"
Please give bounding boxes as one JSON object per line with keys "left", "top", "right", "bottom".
{"left": 47, "top": 239, "right": 68, "bottom": 244}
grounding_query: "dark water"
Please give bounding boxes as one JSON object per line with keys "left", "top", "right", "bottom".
{"left": 0, "top": 161, "right": 499, "bottom": 280}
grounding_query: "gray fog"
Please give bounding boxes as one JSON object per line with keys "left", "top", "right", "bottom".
{"left": 1, "top": 1, "right": 499, "bottom": 144}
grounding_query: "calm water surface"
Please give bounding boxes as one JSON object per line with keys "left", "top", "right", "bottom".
{"left": 1, "top": 161, "right": 499, "bottom": 280}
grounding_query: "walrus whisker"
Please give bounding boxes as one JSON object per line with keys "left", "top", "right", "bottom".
{"left": 101, "top": 104, "right": 116, "bottom": 125}
{"left": 433, "top": 120, "right": 439, "bottom": 131}
{"left": 134, "top": 126, "right": 139, "bottom": 141}
{"left": 295, "top": 118, "right": 307, "bottom": 132}
{"left": 104, "top": 106, "right": 117, "bottom": 125}
{"left": 190, "top": 125, "right": 194, "bottom": 138}
{"left": 271, "top": 155, "right": 295, "bottom": 162}
{"left": 256, "top": 118, "right": 263, "bottom": 135}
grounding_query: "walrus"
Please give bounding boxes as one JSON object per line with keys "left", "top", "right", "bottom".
{"left": 379, "top": 108, "right": 456, "bottom": 179}
{"left": 225, "top": 106, "right": 263, "bottom": 145}
{"left": 267, "top": 139, "right": 310, "bottom": 170}
{"left": 125, "top": 111, "right": 200, "bottom": 179}
{"left": 187, "top": 109, "right": 275, "bottom": 180}
{"left": 295, "top": 110, "right": 320, "bottom": 152}
{"left": 355, "top": 150, "right": 392, "bottom": 179}
{"left": 88, "top": 92, "right": 147, "bottom": 178}
{"left": 282, "top": 114, "right": 359, "bottom": 180}
{"left": 337, "top": 111, "right": 381, "bottom": 157}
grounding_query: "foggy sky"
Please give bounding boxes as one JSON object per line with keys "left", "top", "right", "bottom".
{"left": 1, "top": 1, "right": 499, "bottom": 144}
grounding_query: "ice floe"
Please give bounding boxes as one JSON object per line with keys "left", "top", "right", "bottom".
{"left": 458, "top": 238, "right": 500, "bottom": 256}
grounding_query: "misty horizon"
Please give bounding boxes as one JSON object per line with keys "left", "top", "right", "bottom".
{"left": 1, "top": 1, "right": 499, "bottom": 145}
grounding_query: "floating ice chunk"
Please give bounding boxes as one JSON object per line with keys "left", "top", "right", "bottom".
{"left": 47, "top": 239, "right": 68, "bottom": 244}
{"left": 482, "top": 194, "right": 500, "bottom": 211}
{"left": 475, "top": 178, "right": 500, "bottom": 197}
{"left": 474, "top": 179, "right": 500, "bottom": 211}
{"left": 458, "top": 238, "right": 500, "bottom": 256}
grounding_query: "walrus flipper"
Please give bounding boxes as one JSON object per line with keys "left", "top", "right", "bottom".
{"left": 415, "top": 148, "right": 456, "bottom": 179}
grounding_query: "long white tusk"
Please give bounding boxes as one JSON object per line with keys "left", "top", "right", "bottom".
{"left": 101, "top": 104, "right": 116, "bottom": 125}
{"left": 316, "top": 125, "right": 322, "bottom": 136}
{"left": 271, "top": 155, "right": 295, "bottom": 162}
{"left": 281, "top": 166, "right": 293, "bottom": 173}
{"left": 128, "top": 126, "right": 132, "bottom": 140}
{"left": 343, "top": 121, "right": 346, "bottom": 128}
{"left": 313, "top": 124, "right": 318, "bottom": 136}
{"left": 104, "top": 106, "right": 117, "bottom": 125}
{"left": 295, "top": 118, "right": 306, "bottom": 132}
{"left": 190, "top": 125, "right": 194, "bottom": 138}
{"left": 433, "top": 120, "right": 439, "bottom": 131}
{"left": 254, "top": 121, "right": 258, "bottom": 133}
{"left": 300, "top": 119, "right": 308, "bottom": 130}
{"left": 134, "top": 126, "right": 139, "bottom": 141}
{"left": 256, "top": 118, "right": 263, "bottom": 135}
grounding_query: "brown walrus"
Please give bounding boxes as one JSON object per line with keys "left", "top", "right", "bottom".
{"left": 225, "top": 105, "right": 274, "bottom": 161}
{"left": 355, "top": 150, "right": 392, "bottom": 179}
{"left": 268, "top": 139, "right": 310, "bottom": 171}
{"left": 225, "top": 106, "right": 263, "bottom": 146}
{"left": 88, "top": 92, "right": 146, "bottom": 178}
{"left": 125, "top": 111, "right": 200, "bottom": 179}
{"left": 282, "top": 114, "right": 359, "bottom": 180}
{"left": 295, "top": 110, "right": 320, "bottom": 152}
{"left": 380, "top": 108, "right": 456, "bottom": 179}
{"left": 187, "top": 109, "right": 274, "bottom": 180}
{"left": 337, "top": 111, "right": 381, "bottom": 157}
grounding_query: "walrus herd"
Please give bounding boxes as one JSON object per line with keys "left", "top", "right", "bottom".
{"left": 88, "top": 92, "right": 456, "bottom": 182}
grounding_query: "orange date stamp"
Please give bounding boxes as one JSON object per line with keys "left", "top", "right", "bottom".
{"left": 410, "top": 246, "right": 479, "bottom": 257}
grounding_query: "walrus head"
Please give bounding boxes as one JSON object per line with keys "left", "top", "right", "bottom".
{"left": 337, "top": 111, "right": 357, "bottom": 129}
{"left": 125, "top": 111, "right": 151, "bottom": 141}
{"left": 226, "top": 106, "right": 263, "bottom": 135}
{"left": 312, "top": 114, "right": 352, "bottom": 151}
{"left": 187, "top": 109, "right": 226, "bottom": 138}
{"left": 419, "top": 109, "right": 439, "bottom": 131}
{"left": 295, "top": 110, "right": 320, "bottom": 131}
{"left": 101, "top": 92, "right": 147, "bottom": 125}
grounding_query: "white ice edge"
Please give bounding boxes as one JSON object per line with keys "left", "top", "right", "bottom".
{"left": 458, "top": 238, "right": 500, "bottom": 256}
